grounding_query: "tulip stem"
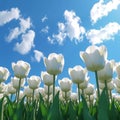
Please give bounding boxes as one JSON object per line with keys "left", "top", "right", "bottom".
{"left": 95, "top": 71, "right": 100, "bottom": 98}
{"left": 32, "top": 89, "right": 35, "bottom": 103}
{"left": 17, "top": 78, "right": 22, "bottom": 103}
{"left": 105, "top": 80, "right": 109, "bottom": 104}
{"left": 53, "top": 75, "right": 55, "bottom": 100}
{"left": 47, "top": 85, "right": 50, "bottom": 106}
{"left": 77, "top": 84, "right": 80, "bottom": 103}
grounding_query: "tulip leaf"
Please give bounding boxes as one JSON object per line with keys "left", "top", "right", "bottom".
{"left": 109, "top": 100, "right": 118, "bottom": 120}
{"left": 98, "top": 88, "right": 109, "bottom": 120}
{"left": 47, "top": 92, "right": 63, "bottom": 120}
{"left": 81, "top": 95, "right": 94, "bottom": 120}
{"left": 68, "top": 101, "right": 77, "bottom": 120}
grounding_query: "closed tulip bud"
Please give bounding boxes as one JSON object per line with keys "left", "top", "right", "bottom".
{"left": 12, "top": 60, "right": 30, "bottom": 78}
{"left": 0, "top": 67, "right": 9, "bottom": 83}
{"left": 27, "top": 76, "right": 41, "bottom": 90}
{"left": 79, "top": 77, "right": 89, "bottom": 89}
{"left": 24, "top": 86, "right": 33, "bottom": 97}
{"left": 71, "top": 92, "right": 78, "bottom": 101}
{"left": 84, "top": 83, "right": 95, "bottom": 95}
{"left": 98, "top": 60, "right": 115, "bottom": 83}
{"left": 7, "top": 83, "right": 16, "bottom": 94}
{"left": 11, "top": 77, "right": 25, "bottom": 90}
{"left": 41, "top": 71, "right": 54, "bottom": 86}
{"left": 59, "top": 78, "right": 72, "bottom": 92}
{"left": 44, "top": 53, "right": 64, "bottom": 75}
{"left": 68, "top": 65, "right": 88, "bottom": 84}
{"left": 80, "top": 45, "right": 107, "bottom": 71}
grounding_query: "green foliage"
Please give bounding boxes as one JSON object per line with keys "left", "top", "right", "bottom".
{"left": 1, "top": 91, "right": 120, "bottom": 120}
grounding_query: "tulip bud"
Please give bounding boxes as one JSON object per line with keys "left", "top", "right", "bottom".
{"left": 44, "top": 53, "right": 64, "bottom": 75}
{"left": 84, "top": 83, "right": 94, "bottom": 95}
{"left": 12, "top": 60, "right": 30, "bottom": 78}
{"left": 27, "top": 76, "right": 41, "bottom": 90}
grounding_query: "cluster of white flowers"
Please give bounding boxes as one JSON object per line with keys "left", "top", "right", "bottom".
{"left": 0, "top": 45, "right": 120, "bottom": 104}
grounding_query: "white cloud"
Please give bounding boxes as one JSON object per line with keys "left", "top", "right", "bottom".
{"left": 14, "top": 30, "right": 35, "bottom": 55}
{"left": 41, "top": 15, "right": 48, "bottom": 22}
{"left": 86, "top": 22, "right": 120, "bottom": 44}
{"left": 48, "top": 10, "right": 85, "bottom": 45}
{"left": 40, "top": 26, "right": 49, "bottom": 33}
{"left": 91, "top": 0, "right": 120, "bottom": 24}
{"left": 6, "top": 17, "right": 31, "bottom": 42}
{"left": 33, "top": 50, "right": 44, "bottom": 62}
{"left": 0, "top": 8, "right": 20, "bottom": 26}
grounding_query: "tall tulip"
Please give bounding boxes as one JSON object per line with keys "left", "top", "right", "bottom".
{"left": 80, "top": 45, "right": 107, "bottom": 98}
{"left": 0, "top": 67, "right": 9, "bottom": 83}
{"left": 44, "top": 53, "right": 64, "bottom": 99}
{"left": 12, "top": 60, "right": 30, "bottom": 102}
{"left": 68, "top": 65, "right": 89, "bottom": 102}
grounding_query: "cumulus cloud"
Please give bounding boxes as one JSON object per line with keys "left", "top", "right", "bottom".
{"left": 0, "top": 8, "right": 20, "bottom": 26}
{"left": 48, "top": 10, "right": 85, "bottom": 45}
{"left": 86, "top": 22, "right": 120, "bottom": 44}
{"left": 6, "top": 17, "right": 31, "bottom": 42}
{"left": 14, "top": 30, "right": 35, "bottom": 55}
{"left": 91, "top": 0, "right": 120, "bottom": 24}
{"left": 32, "top": 50, "right": 44, "bottom": 62}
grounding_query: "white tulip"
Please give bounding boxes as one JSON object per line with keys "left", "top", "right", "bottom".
{"left": 12, "top": 60, "right": 30, "bottom": 78}
{"left": 84, "top": 83, "right": 95, "bottom": 95}
{"left": 0, "top": 67, "right": 9, "bottom": 83}
{"left": 116, "top": 62, "right": 120, "bottom": 79}
{"left": 71, "top": 92, "right": 78, "bottom": 101}
{"left": 41, "top": 71, "right": 54, "bottom": 86}
{"left": 23, "top": 86, "right": 33, "bottom": 97}
{"left": 27, "top": 76, "right": 41, "bottom": 90}
{"left": 44, "top": 53, "right": 64, "bottom": 75}
{"left": 114, "top": 78, "right": 120, "bottom": 88}
{"left": 59, "top": 78, "right": 72, "bottom": 92}
{"left": 11, "top": 77, "right": 25, "bottom": 90}
{"left": 68, "top": 65, "right": 88, "bottom": 84}
{"left": 98, "top": 60, "right": 115, "bottom": 83}
{"left": 79, "top": 78, "right": 89, "bottom": 90}
{"left": 80, "top": 45, "right": 107, "bottom": 71}
{"left": 44, "top": 85, "right": 53, "bottom": 95}
{"left": 7, "top": 83, "right": 16, "bottom": 94}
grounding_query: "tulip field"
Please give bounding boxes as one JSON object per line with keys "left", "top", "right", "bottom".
{"left": 1, "top": 45, "right": 120, "bottom": 120}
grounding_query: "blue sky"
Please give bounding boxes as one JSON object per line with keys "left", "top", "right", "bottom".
{"left": 0, "top": 0, "right": 120, "bottom": 88}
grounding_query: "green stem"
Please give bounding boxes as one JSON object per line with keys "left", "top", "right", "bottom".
{"left": 17, "top": 78, "right": 22, "bottom": 103}
{"left": 65, "top": 91, "right": 67, "bottom": 103}
{"left": 105, "top": 80, "right": 109, "bottom": 104}
{"left": 53, "top": 75, "right": 55, "bottom": 100}
{"left": 47, "top": 85, "right": 50, "bottom": 106}
{"left": 32, "top": 89, "right": 35, "bottom": 103}
{"left": 77, "top": 84, "right": 80, "bottom": 103}
{"left": 95, "top": 71, "right": 100, "bottom": 98}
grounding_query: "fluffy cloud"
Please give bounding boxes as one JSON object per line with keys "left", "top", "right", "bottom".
{"left": 86, "top": 22, "right": 120, "bottom": 44}
{"left": 6, "top": 17, "right": 31, "bottom": 42}
{"left": 0, "top": 8, "right": 20, "bottom": 26}
{"left": 91, "top": 0, "right": 120, "bottom": 24}
{"left": 48, "top": 10, "right": 85, "bottom": 45}
{"left": 14, "top": 30, "right": 35, "bottom": 55}
{"left": 33, "top": 50, "right": 44, "bottom": 62}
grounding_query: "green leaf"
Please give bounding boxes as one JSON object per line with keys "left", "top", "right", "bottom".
{"left": 82, "top": 95, "right": 94, "bottom": 120}
{"left": 109, "top": 100, "right": 118, "bottom": 120}
{"left": 68, "top": 101, "right": 77, "bottom": 120}
{"left": 47, "top": 92, "right": 63, "bottom": 120}
{"left": 98, "top": 88, "right": 109, "bottom": 120}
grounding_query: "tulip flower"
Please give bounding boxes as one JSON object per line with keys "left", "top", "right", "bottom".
{"left": 23, "top": 86, "right": 33, "bottom": 98}
{"left": 116, "top": 62, "right": 120, "bottom": 79}
{"left": 27, "top": 76, "right": 41, "bottom": 90}
{"left": 12, "top": 60, "right": 31, "bottom": 79}
{"left": 68, "top": 65, "right": 88, "bottom": 84}
{"left": 84, "top": 83, "right": 95, "bottom": 96}
{"left": 80, "top": 45, "right": 107, "bottom": 72}
{"left": 71, "top": 92, "right": 78, "bottom": 102}
{"left": 98, "top": 60, "right": 115, "bottom": 83}
{"left": 80, "top": 45, "right": 107, "bottom": 98}
{"left": 59, "top": 78, "right": 72, "bottom": 92}
{"left": 7, "top": 83, "right": 16, "bottom": 94}
{"left": 44, "top": 53, "right": 64, "bottom": 99}
{"left": 41, "top": 71, "right": 54, "bottom": 86}
{"left": 0, "top": 67, "right": 9, "bottom": 83}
